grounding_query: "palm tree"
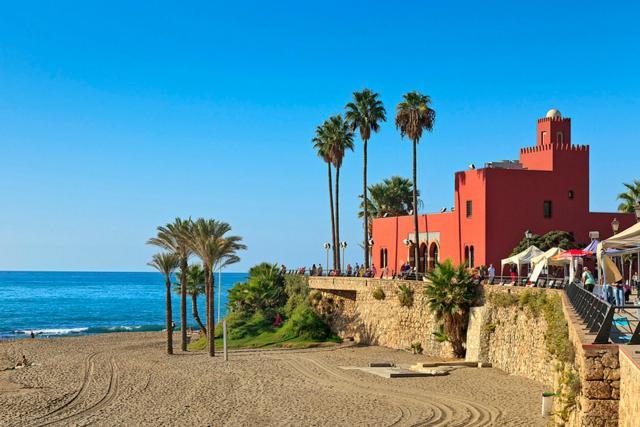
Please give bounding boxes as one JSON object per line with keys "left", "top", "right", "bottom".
{"left": 147, "top": 218, "right": 193, "bottom": 352}
{"left": 345, "top": 89, "right": 386, "bottom": 268}
{"left": 618, "top": 179, "right": 640, "bottom": 213}
{"left": 358, "top": 176, "right": 420, "bottom": 230}
{"left": 395, "top": 92, "right": 436, "bottom": 272}
{"left": 325, "top": 114, "right": 354, "bottom": 270}
{"left": 187, "top": 218, "right": 245, "bottom": 356}
{"left": 313, "top": 122, "right": 339, "bottom": 269}
{"left": 174, "top": 264, "right": 206, "bottom": 334}
{"left": 148, "top": 252, "right": 180, "bottom": 355}
{"left": 425, "top": 259, "right": 477, "bottom": 358}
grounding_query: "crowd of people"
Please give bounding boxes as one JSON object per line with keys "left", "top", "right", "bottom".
{"left": 582, "top": 265, "right": 640, "bottom": 307}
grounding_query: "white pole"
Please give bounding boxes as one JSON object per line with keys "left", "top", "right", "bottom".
{"left": 217, "top": 267, "right": 222, "bottom": 322}
{"left": 223, "top": 319, "right": 228, "bottom": 362}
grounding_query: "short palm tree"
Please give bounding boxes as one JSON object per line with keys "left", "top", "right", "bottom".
{"left": 147, "top": 217, "right": 193, "bottom": 352}
{"left": 395, "top": 92, "right": 436, "bottom": 272}
{"left": 618, "top": 179, "right": 640, "bottom": 213}
{"left": 345, "top": 89, "right": 386, "bottom": 268}
{"left": 148, "top": 252, "right": 180, "bottom": 355}
{"left": 424, "top": 259, "right": 477, "bottom": 358}
{"left": 174, "top": 263, "right": 206, "bottom": 334}
{"left": 325, "top": 114, "right": 354, "bottom": 270}
{"left": 358, "top": 176, "right": 420, "bottom": 231}
{"left": 313, "top": 122, "right": 339, "bottom": 269}
{"left": 187, "top": 218, "right": 245, "bottom": 357}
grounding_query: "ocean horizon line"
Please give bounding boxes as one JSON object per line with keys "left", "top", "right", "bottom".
{"left": 0, "top": 269, "right": 248, "bottom": 274}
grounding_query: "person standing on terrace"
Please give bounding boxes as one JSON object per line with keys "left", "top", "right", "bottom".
{"left": 582, "top": 267, "right": 595, "bottom": 293}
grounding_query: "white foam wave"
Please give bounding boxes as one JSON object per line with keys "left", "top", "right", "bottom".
{"left": 15, "top": 327, "right": 89, "bottom": 335}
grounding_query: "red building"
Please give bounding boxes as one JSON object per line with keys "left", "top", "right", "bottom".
{"left": 371, "top": 109, "right": 636, "bottom": 274}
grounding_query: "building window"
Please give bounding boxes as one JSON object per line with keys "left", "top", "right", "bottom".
{"left": 557, "top": 132, "right": 564, "bottom": 144}
{"left": 464, "top": 246, "right": 469, "bottom": 267}
{"left": 543, "top": 200, "right": 552, "bottom": 218}
{"left": 541, "top": 131, "right": 547, "bottom": 144}
{"left": 466, "top": 200, "right": 473, "bottom": 218}
{"left": 469, "top": 246, "right": 475, "bottom": 268}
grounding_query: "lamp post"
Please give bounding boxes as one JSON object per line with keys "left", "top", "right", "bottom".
{"left": 340, "top": 241, "right": 347, "bottom": 272}
{"left": 367, "top": 239, "right": 374, "bottom": 267}
{"left": 323, "top": 243, "right": 331, "bottom": 274}
{"left": 611, "top": 218, "right": 620, "bottom": 235}
{"left": 403, "top": 238, "right": 413, "bottom": 267}
{"left": 524, "top": 229, "right": 532, "bottom": 247}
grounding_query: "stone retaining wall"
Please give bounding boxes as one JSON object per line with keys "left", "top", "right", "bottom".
{"left": 618, "top": 346, "right": 640, "bottom": 427}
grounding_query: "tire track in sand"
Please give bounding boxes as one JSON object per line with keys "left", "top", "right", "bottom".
{"left": 30, "top": 355, "right": 120, "bottom": 427}
{"left": 283, "top": 354, "right": 502, "bottom": 427}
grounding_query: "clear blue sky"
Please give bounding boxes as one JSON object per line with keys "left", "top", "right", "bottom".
{"left": 1, "top": 1, "right": 639, "bottom": 271}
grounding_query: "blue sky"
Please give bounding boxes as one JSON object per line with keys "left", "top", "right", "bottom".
{"left": 1, "top": 1, "right": 639, "bottom": 271}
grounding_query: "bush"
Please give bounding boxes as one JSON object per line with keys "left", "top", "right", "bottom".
{"left": 284, "top": 274, "right": 310, "bottom": 317}
{"left": 397, "top": 284, "right": 415, "bottom": 307}
{"left": 309, "top": 290, "right": 322, "bottom": 303}
{"left": 410, "top": 342, "right": 423, "bottom": 354}
{"left": 226, "top": 310, "right": 272, "bottom": 340}
{"left": 281, "top": 304, "right": 332, "bottom": 341}
{"left": 372, "top": 286, "right": 386, "bottom": 300}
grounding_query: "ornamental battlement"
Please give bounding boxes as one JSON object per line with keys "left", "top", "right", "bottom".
{"left": 537, "top": 116, "right": 571, "bottom": 123}
{"left": 520, "top": 143, "right": 589, "bottom": 154}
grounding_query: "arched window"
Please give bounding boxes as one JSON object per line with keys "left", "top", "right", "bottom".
{"left": 428, "top": 242, "right": 439, "bottom": 270}
{"left": 419, "top": 243, "right": 428, "bottom": 273}
{"left": 469, "top": 246, "right": 475, "bottom": 268}
{"left": 541, "top": 131, "right": 547, "bottom": 144}
{"left": 557, "top": 132, "right": 564, "bottom": 144}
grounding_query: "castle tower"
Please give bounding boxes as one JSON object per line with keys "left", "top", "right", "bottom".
{"left": 536, "top": 109, "right": 571, "bottom": 145}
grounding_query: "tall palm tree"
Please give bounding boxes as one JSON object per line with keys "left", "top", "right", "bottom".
{"left": 618, "top": 179, "right": 640, "bottom": 213}
{"left": 325, "top": 114, "right": 354, "bottom": 270}
{"left": 147, "top": 218, "right": 193, "bottom": 352}
{"left": 148, "top": 252, "right": 180, "bottom": 355}
{"left": 395, "top": 92, "right": 436, "bottom": 272}
{"left": 313, "top": 122, "right": 339, "bottom": 269}
{"left": 187, "top": 218, "right": 245, "bottom": 357}
{"left": 174, "top": 263, "right": 206, "bottom": 335}
{"left": 346, "top": 89, "right": 386, "bottom": 269}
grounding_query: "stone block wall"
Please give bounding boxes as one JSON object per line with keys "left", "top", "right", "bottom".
{"left": 310, "top": 277, "right": 452, "bottom": 358}
{"left": 616, "top": 346, "right": 640, "bottom": 427}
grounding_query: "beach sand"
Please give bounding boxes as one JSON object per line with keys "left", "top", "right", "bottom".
{"left": 1, "top": 332, "right": 545, "bottom": 426}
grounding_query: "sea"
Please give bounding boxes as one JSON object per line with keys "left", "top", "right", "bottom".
{"left": 0, "top": 271, "right": 248, "bottom": 340}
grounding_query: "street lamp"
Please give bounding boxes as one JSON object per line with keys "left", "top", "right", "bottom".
{"left": 634, "top": 203, "right": 640, "bottom": 223}
{"left": 340, "top": 241, "right": 347, "bottom": 272}
{"left": 323, "top": 243, "right": 331, "bottom": 274}
{"left": 524, "top": 229, "right": 533, "bottom": 240}
{"left": 367, "top": 239, "right": 374, "bottom": 267}
{"left": 611, "top": 218, "right": 620, "bottom": 235}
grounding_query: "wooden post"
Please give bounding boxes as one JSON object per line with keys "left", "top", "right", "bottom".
{"left": 223, "top": 319, "right": 228, "bottom": 362}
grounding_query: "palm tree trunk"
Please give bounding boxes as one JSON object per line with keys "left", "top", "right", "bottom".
{"left": 209, "top": 271, "right": 215, "bottom": 357}
{"left": 165, "top": 276, "right": 173, "bottom": 355}
{"left": 327, "top": 163, "right": 337, "bottom": 271}
{"left": 204, "top": 265, "right": 211, "bottom": 346}
{"left": 180, "top": 258, "right": 188, "bottom": 352}
{"left": 363, "top": 138, "right": 369, "bottom": 269}
{"left": 191, "top": 293, "right": 206, "bottom": 335}
{"left": 335, "top": 166, "right": 341, "bottom": 271}
{"left": 412, "top": 139, "right": 420, "bottom": 274}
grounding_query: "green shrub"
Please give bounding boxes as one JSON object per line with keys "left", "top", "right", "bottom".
{"left": 410, "top": 342, "right": 423, "bottom": 354}
{"left": 372, "top": 286, "right": 386, "bottom": 300}
{"left": 487, "top": 291, "right": 519, "bottom": 308}
{"left": 284, "top": 274, "right": 310, "bottom": 317}
{"left": 432, "top": 324, "right": 449, "bottom": 343}
{"left": 280, "top": 304, "right": 332, "bottom": 340}
{"left": 397, "top": 284, "right": 415, "bottom": 307}
{"left": 227, "top": 310, "right": 272, "bottom": 340}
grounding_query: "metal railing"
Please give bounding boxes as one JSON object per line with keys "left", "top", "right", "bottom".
{"left": 486, "top": 275, "right": 569, "bottom": 288}
{"left": 565, "top": 282, "right": 640, "bottom": 344}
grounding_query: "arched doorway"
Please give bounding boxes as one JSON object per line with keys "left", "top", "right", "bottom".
{"left": 408, "top": 244, "right": 416, "bottom": 268}
{"left": 429, "top": 242, "right": 439, "bottom": 270}
{"left": 419, "top": 243, "right": 428, "bottom": 273}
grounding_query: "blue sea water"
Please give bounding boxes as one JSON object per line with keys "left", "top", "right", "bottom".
{"left": 0, "top": 271, "right": 247, "bottom": 339}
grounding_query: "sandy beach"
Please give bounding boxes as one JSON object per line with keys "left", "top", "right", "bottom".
{"left": 1, "top": 332, "right": 545, "bottom": 426}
